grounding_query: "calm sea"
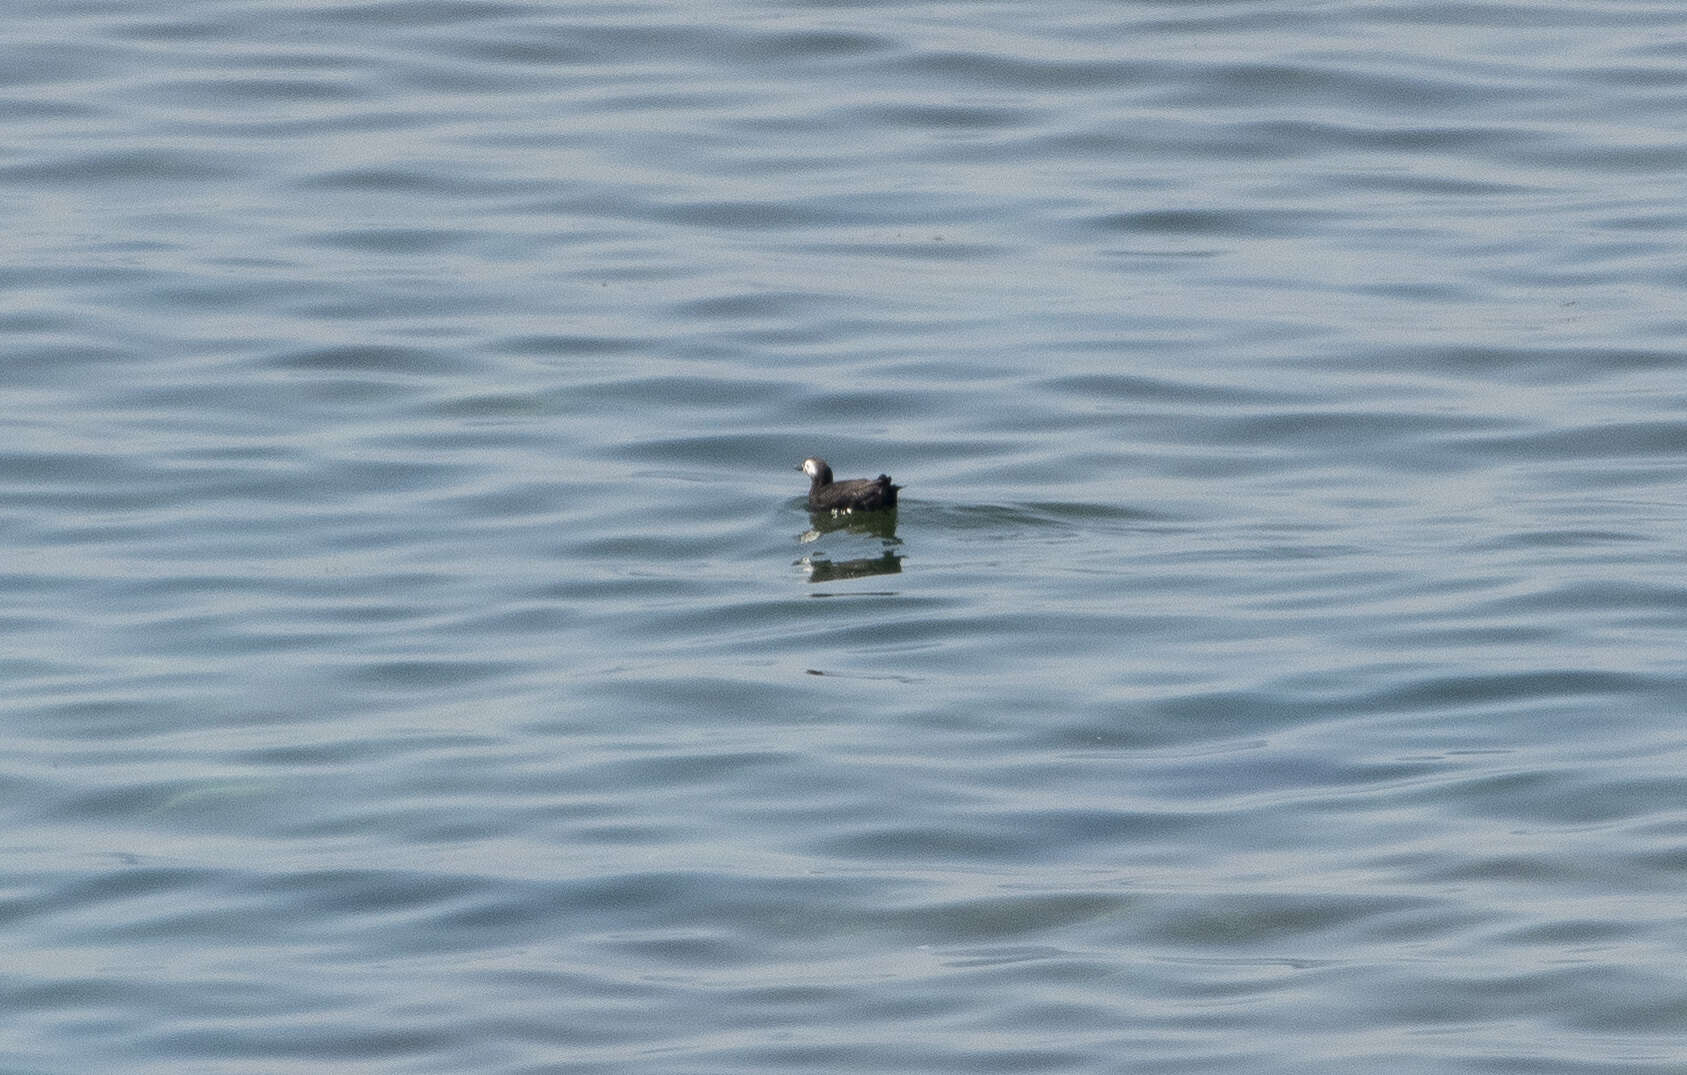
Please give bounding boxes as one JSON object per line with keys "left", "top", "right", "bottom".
{"left": 5, "top": 1, "right": 1687, "bottom": 1072}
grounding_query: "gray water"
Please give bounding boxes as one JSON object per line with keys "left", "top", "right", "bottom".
{"left": 6, "top": 1, "right": 1687, "bottom": 1072}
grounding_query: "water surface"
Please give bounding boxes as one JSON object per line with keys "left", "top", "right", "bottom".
{"left": 5, "top": 2, "right": 1687, "bottom": 1072}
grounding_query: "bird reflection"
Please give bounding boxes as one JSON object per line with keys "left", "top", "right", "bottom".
{"left": 799, "top": 550, "right": 902, "bottom": 582}
{"left": 796, "top": 508, "right": 903, "bottom": 582}
{"left": 802, "top": 507, "right": 900, "bottom": 541}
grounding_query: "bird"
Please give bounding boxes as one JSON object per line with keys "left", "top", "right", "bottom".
{"left": 797, "top": 456, "right": 901, "bottom": 513}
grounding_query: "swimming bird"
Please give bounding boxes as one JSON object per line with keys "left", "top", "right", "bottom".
{"left": 798, "top": 456, "right": 901, "bottom": 513}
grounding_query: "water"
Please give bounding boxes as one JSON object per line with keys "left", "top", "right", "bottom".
{"left": 5, "top": 1, "right": 1687, "bottom": 1071}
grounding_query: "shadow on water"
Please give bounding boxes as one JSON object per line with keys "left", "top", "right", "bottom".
{"left": 797, "top": 507, "right": 903, "bottom": 583}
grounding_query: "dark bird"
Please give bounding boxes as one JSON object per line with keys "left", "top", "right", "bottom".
{"left": 798, "top": 456, "right": 901, "bottom": 513}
